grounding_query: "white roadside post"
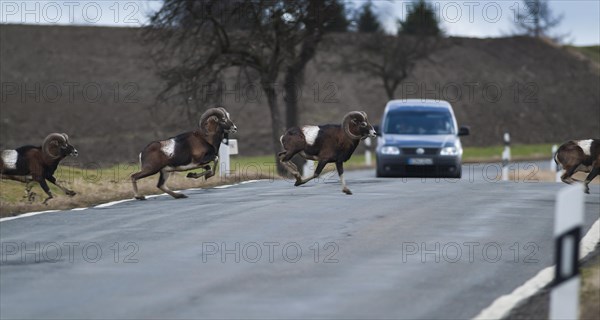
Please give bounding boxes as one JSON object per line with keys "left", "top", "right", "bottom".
{"left": 550, "top": 184, "right": 585, "bottom": 320}
{"left": 551, "top": 144, "right": 562, "bottom": 183}
{"left": 219, "top": 138, "right": 238, "bottom": 178}
{"left": 502, "top": 132, "right": 511, "bottom": 181}
{"left": 364, "top": 137, "right": 372, "bottom": 166}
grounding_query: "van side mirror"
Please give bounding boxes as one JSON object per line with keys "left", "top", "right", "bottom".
{"left": 458, "top": 126, "right": 470, "bottom": 136}
{"left": 373, "top": 125, "right": 381, "bottom": 136}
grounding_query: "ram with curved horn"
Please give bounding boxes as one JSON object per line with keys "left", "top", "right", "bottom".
{"left": 131, "top": 107, "right": 237, "bottom": 200}
{"left": 0, "top": 133, "right": 78, "bottom": 204}
{"left": 278, "top": 111, "right": 376, "bottom": 194}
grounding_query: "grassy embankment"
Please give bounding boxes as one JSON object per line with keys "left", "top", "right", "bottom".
{"left": 463, "top": 143, "right": 556, "bottom": 162}
{"left": 0, "top": 143, "right": 585, "bottom": 217}
{"left": 580, "top": 254, "right": 600, "bottom": 319}
{"left": 568, "top": 45, "right": 600, "bottom": 65}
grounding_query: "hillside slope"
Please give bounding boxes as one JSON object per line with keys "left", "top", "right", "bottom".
{"left": 1, "top": 24, "right": 598, "bottom": 164}
{"left": 567, "top": 45, "right": 600, "bottom": 66}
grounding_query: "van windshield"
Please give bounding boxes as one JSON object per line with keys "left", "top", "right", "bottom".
{"left": 384, "top": 109, "right": 456, "bottom": 135}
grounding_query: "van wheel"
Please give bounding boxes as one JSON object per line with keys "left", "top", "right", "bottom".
{"left": 452, "top": 167, "right": 462, "bottom": 179}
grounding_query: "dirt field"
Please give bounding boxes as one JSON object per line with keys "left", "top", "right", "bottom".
{"left": 1, "top": 25, "right": 599, "bottom": 166}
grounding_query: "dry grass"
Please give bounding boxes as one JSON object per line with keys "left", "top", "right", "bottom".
{"left": 4, "top": 150, "right": 597, "bottom": 218}
{"left": 0, "top": 154, "right": 373, "bottom": 218}
{"left": 463, "top": 143, "right": 557, "bottom": 163}
{"left": 0, "top": 168, "right": 268, "bottom": 219}
{"left": 580, "top": 255, "right": 600, "bottom": 320}
{"left": 0, "top": 156, "right": 273, "bottom": 218}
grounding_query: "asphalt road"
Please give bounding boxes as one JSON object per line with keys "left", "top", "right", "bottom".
{"left": 1, "top": 162, "right": 599, "bottom": 319}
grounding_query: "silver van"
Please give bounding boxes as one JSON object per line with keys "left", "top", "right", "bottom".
{"left": 375, "top": 99, "right": 470, "bottom": 178}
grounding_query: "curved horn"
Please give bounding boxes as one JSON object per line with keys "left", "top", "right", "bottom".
{"left": 218, "top": 107, "right": 231, "bottom": 120}
{"left": 61, "top": 133, "right": 69, "bottom": 142}
{"left": 42, "top": 133, "right": 66, "bottom": 159}
{"left": 198, "top": 107, "right": 226, "bottom": 128}
{"left": 342, "top": 111, "right": 365, "bottom": 140}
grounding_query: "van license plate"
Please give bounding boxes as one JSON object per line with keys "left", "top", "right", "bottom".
{"left": 408, "top": 158, "right": 433, "bottom": 165}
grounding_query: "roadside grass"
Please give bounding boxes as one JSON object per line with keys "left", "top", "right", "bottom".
{"left": 504, "top": 249, "right": 600, "bottom": 319}
{"left": 580, "top": 254, "right": 600, "bottom": 320}
{"left": 568, "top": 45, "right": 600, "bottom": 66}
{"left": 0, "top": 154, "right": 371, "bottom": 218}
{"left": 0, "top": 143, "right": 574, "bottom": 217}
{"left": 463, "top": 143, "right": 557, "bottom": 162}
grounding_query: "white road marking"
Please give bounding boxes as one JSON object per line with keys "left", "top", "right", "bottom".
{"left": 0, "top": 180, "right": 263, "bottom": 222}
{"left": 302, "top": 126, "right": 320, "bottom": 146}
{"left": 161, "top": 139, "right": 176, "bottom": 158}
{"left": 577, "top": 139, "right": 593, "bottom": 156}
{"left": 0, "top": 210, "right": 60, "bottom": 222}
{"left": 472, "top": 217, "right": 600, "bottom": 320}
{"left": 94, "top": 199, "right": 134, "bottom": 208}
{"left": 1, "top": 150, "right": 18, "bottom": 170}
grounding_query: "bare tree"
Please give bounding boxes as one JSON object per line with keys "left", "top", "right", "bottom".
{"left": 284, "top": 0, "right": 347, "bottom": 128}
{"left": 345, "top": 33, "right": 441, "bottom": 100}
{"left": 145, "top": 0, "right": 342, "bottom": 173}
{"left": 339, "top": 0, "right": 442, "bottom": 100}
{"left": 513, "top": 0, "right": 565, "bottom": 41}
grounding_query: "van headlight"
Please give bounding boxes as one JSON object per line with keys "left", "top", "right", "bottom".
{"left": 380, "top": 146, "right": 400, "bottom": 155}
{"left": 440, "top": 146, "right": 460, "bottom": 156}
